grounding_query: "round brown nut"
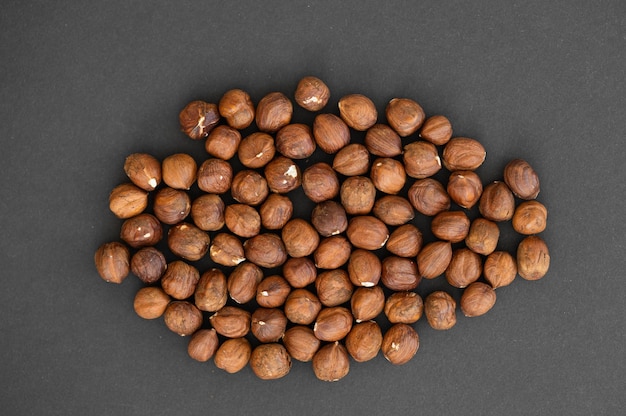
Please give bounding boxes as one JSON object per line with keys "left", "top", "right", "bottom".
{"left": 370, "top": 157, "right": 406, "bottom": 194}
{"left": 256, "top": 275, "right": 291, "bottom": 308}
{"left": 313, "top": 236, "right": 352, "bottom": 269}
{"left": 282, "top": 257, "right": 317, "bottom": 288}
{"left": 259, "top": 193, "right": 293, "bottom": 230}
{"left": 120, "top": 213, "right": 163, "bottom": 248}
{"left": 153, "top": 187, "right": 191, "bottom": 225}
{"left": 161, "top": 260, "right": 200, "bottom": 300}
{"left": 373, "top": 195, "right": 415, "bottom": 226}
{"left": 310, "top": 200, "right": 348, "bottom": 237}
{"left": 163, "top": 301, "right": 202, "bottom": 336}
{"left": 517, "top": 235, "right": 550, "bottom": 280}
{"left": 340, "top": 176, "right": 377, "bottom": 215}
{"left": 130, "top": 247, "right": 167, "bottom": 284}
{"left": 251, "top": 308, "right": 288, "bottom": 343}
{"left": 382, "top": 323, "right": 420, "bottom": 365}
{"left": 94, "top": 241, "right": 130, "bottom": 284}
{"left": 442, "top": 137, "right": 486, "bottom": 171}
{"left": 162, "top": 153, "right": 197, "bottom": 190}
{"left": 281, "top": 218, "right": 320, "bottom": 258}
{"left": 424, "top": 291, "right": 457, "bottom": 330}
{"left": 417, "top": 240, "right": 453, "bottom": 279}
{"left": 386, "top": 224, "right": 423, "bottom": 258}
{"left": 214, "top": 337, "right": 251, "bottom": 374}
{"left": 419, "top": 115, "right": 452, "bottom": 145}
{"left": 209, "top": 306, "right": 251, "bottom": 338}
{"left": 381, "top": 256, "right": 420, "bottom": 291}
{"left": 350, "top": 286, "right": 385, "bottom": 322}
{"left": 302, "top": 162, "right": 340, "bottom": 203}
{"left": 313, "top": 113, "right": 350, "bottom": 154}
{"left": 133, "top": 286, "right": 170, "bottom": 319}
{"left": 313, "top": 341, "right": 350, "bottom": 382}
{"left": 190, "top": 194, "right": 225, "bottom": 231}
{"left": 347, "top": 249, "right": 382, "bottom": 287}
{"left": 187, "top": 329, "right": 219, "bottom": 362}
{"left": 465, "top": 218, "right": 499, "bottom": 256}
{"left": 264, "top": 156, "right": 301, "bottom": 194}
{"left": 167, "top": 222, "right": 210, "bottom": 261}
{"left": 345, "top": 320, "right": 383, "bottom": 362}
{"left": 504, "top": 158, "right": 540, "bottom": 200}
{"left": 218, "top": 88, "right": 255, "bottom": 130}
{"left": 109, "top": 183, "right": 148, "bottom": 219}
{"left": 205, "top": 125, "right": 242, "bottom": 160}
{"left": 227, "top": 262, "right": 263, "bottom": 304}
{"left": 445, "top": 248, "right": 482, "bottom": 288}
{"left": 447, "top": 170, "right": 483, "bottom": 209}
{"left": 275, "top": 123, "right": 316, "bottom": 159}
{"left": 384, "top": 291, "right": 423, "bottom": 324}
{"left": 431, "top": 210, "right": 470, "bottom": 243}
{"left": 294, "top": 76, "right": 330, "bottom": 111}
{"left": 461, "top": 282, "right": 497, "bottom": 317}
{"left": 194, "top": 268, "right": 228, "bottom": 312}
{"left": 238, "top": 132, "right": 275, "bottom": 169}
{"left": 479, "top": 181, "right": 515, "bottom": 222}
{"left": 124, "top": 153, "right": 161, "bottom": 191}
{"left": 364, "top": 124, "right": 402, "bottom": 157}
{"left": 196, "top": 158, "right": 233, "bottom": 194}
{"left": 313, "top": 306, "right": 353, "bottom": 342}
{"left": 284, "top": 289, "right": 322, "bottom": 325}
{"left": 255, "top": 91, "right": 293, "bottom": 133}
{"left": 209, "top": 233, "right": 245, "bottom": 267}
{"left": 224, "top": 203, "right": 261, "bottom": 238}
{"left": 332, "top": 143, "right": 370, "bottom": 176}
{"left": 407, "top": 178, "right": 451, "bottom": 216}
{"left": 385, "top": 97, "right": 425, "bottom": 137}
{"left": 403, "top": 141, "right": 442, "bottom": 179}
{"left": 346, "top": 216, "right": 389, "bottom": 250}
{"left": 179, "top": 100, "right": 220, "bottom": 140}
{"left": 230, "top": 169, "right": 269, "bottom": 206}
{"left": 315, "top": 269, "right": 353, "bottom": 307}
{"left": 282, "top": 326, "right": 320, "bottom": 362}
{"left": 483, "top": 251, "right": 518, "bottom": 289}
{"left": 512, "top": 200, "right": 548, "bottom": 235}
{"left": 244, "top": 233, "right": 288, "bottom": 269}
{"left": 338, "top": 93, "right": 377, "bottom": 131}
{"left": 249, "top": 343, "right": 291, "bottom": 380}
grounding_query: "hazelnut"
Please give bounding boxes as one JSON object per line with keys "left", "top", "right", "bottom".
{"left": 187, "top": 329, "right": 219, "bottom": 362}
{"left": 517, "top": 235, "right": 550, "bottom": 280}
{"left": 214, "top": 337, "right": 251, "bottom": 374}
{"left": 385, "top": 97, "right": 425, "bottom": 137}
{"left": 230, "top": 169, "right": 269, "bottom": 206}
{"left": 162, "top": 153, "right": 197, "bottom": 190}
{"left": 244, "top": 233, "right": 288, "bottom": 269}
{"left": 461, "top": 282, "right": 497, "bottom": 317}
{"left": 479, "top": 181, "right": 515, "bottom": 222}
{"left": 249, "top": 343, "right": 292, "bottom": 380}
{"left": 302, "top": 162, "right": 340, "bottom": 202}
{"left": 338, "top": 93, "right": 377, "bottom": 131}
{"left": 238, "top": 132, "right": 276, "bottom": 169}
{"left": 372, "top": 195, "right": 415, "bottom": 226}
{"left": 384, "top": 291, "right": 423, "bottom": 324}
{"left": 364, "top": 124, "right": 402, "bottom": 157}
{"left": 340, "top": 176, "right": 377, "bottom": 215}
{"left": 381, "top": 323, "right": 420, "bottom": 365}
{"left": 209, "top": 233, "right": 245, "bottom": 267}
{"left": 108, "top": 183, "right": 148, "bottom": 219}
{"left": 312, "top": 341, "right": 350, "bottom": 382}
{"left": 218, "top": 88, "right": 255, "bottom": 130}
{"left": 313, "top": 306, "right": 353, "bottom": 341}
{"left": 512, "top": 200, "right": 548, "bottom": 235}
{"left": 283, "top": 326, "right": 320, "bottom": 362}
{"left": 209, "top": 306, "right": 251, "bottom": 338}
{"left": 447, "top": 171, "right": 483, "bottom": 209}
{"left": 264, "top": 156, "right": 301, "bottom": 194}
{"left": 227, "top": 262, "right": 263, "bottom": 304}
{"left": 346, "top": 216, "right": 389, "bottom": 250}
{"left": 179, "top": 100, "right": 220, "bottom": 140}
{"left": 503, "top": 158, "right": 540, "bottom": 200}
{"left": 224, "top": 203, "right": 261, "bottom": 238}
{"left": 484, "top": 251, "right": 518, "bottom": 289}
{"left": 403, "top": 141, "right": 442, "bottom": 179}
{"left": 275, "top": 123, "right": 316, "bottom": 159}
{"left": 194, "top": 268, "right": 228, "bottom": 312}
{"left": 313, "top": 113, "right": 350, "bottom": 154}
{"left": 153, "top": 187, "right": 191, "bottom": 225}
{"left": 332, "top": 143, "right": 370, "bottom": 176}
{"left": 345, "top": 321, "right": 383, "bottom": 362}
{"left": 255, "top": 91, "right": 293, "bottom": 133}
{"left": 431, "top": 210, "right": 470, "bottom": 243}
{"left": 419, "top": 115, "right": 453, "bottom": 145}
{"left": 281, "top": 218, "right": 320, "bottom": 258}
{"left": 313, "top": 236, "right": 352, "bottom": 269}
{"left": 196, "top": 158, "right": 233, "bottom": 194}
{"left": 294, "top": 76, "right": 331, "bottom": 111}
{"left": 370, "top": 157, "right": 406, "bottom": 194}
{"left": 282, "top": 257, "right": 317, "bottom": 288}
{"left": 417, "top": 240, "right": 453, "bottom": 279}
{"left": 167, "top": 222, "right": 210, "bottom": 261}
{"left": 465, "top": 218, "right": 500, "bottom": 256}
{"left": 120, "top": 213, "right": 162, "bottom": 248}
{"left": 94, "top": 241, "right": 130, "bottom": 284}
{"left": 350, "top": 286, "right": 385, "bottom": 322}
{"left": 124, "top": 153, "right": 161, "bottom": 191}
{"left": 284, "top": 288, "right": 322, "bottom": 325}
{"left": 445, "top": 248, "right": 482, "bottom": 288}
{"left": 442, "top": 137, "right": 486, "bottom": 171}
{"left": 347, "top": 249, "right": 382, "bottom": 287}
{"left": 190, "top": 194, "right": 225, "bottom": 231}
{"left": 310, "top": 200, "right": 348, "bottom": 237}
{"left": 251, "top": 308, "right": 288, "bottom": 343}
{"left": 133, "top": 286, "right": 170, "bottom": 320}
{"left": 163, "top": 301, "right": 203, "bottom": 336}
{"left": 424, "top": 291, "right": 457, "bottom": 330}
{"left": 256, "top": 275, "right": 291, "bottom": 308}
{"left": 161, "top": 260, "right": 200, "bottom": 300}
{"left": 386, "top": 224, "right": 423, "bottom": 258}
{"left": 315, "top": 269, "right": 353, "bottom": 307}
{"left": 205, "top": 125, "right": 242, "bottom": 160}
{"left": 407, "top": 178, "right": 451, "bottom": 216}
{"left": 381, "top": 256, "right": 420, "bottom": 291}
{"left": 130, "top": 247, "right": 167, "bottom": 284}
{"left": 259, "top": 193, "right": 293, "bottom": 230}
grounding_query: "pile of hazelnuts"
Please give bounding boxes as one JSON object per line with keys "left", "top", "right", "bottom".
{"left": 94, "top": 76, "right": 550, "bottom": 381}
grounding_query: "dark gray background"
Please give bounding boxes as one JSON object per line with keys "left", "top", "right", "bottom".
{"left": 1, "top": 1, "right": 624, "bottom": 415}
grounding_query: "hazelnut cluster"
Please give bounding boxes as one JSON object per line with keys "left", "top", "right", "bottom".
{"left": 95, "top": 76, "right": 550, "bottom": 382}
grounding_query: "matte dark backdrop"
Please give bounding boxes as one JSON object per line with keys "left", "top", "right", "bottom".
{"left": 1, "top": 1, "right": 624, "bottom": 415}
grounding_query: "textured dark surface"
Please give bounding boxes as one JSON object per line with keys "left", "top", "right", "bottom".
{"left": 1, "top": 1, "right": 625, "bottom": 415}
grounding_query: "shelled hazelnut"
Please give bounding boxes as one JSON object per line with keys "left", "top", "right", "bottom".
{"left": 419, "top": 115, "right": 452, "bottom": 145}
{"left": 120, "top": 213, "right": 162, "bottom": 248}
{"left": 167, "top": 222, "right": 210, "bottom": 261}
{"left": 313, "top": 306, "right": 353, "bottom": 342}
{"left": 504, "top": 159, "right": 540, "bottom": 200}
{"left": 386, "top": 224, "right": 423, "bottom": 258}
{"left": 381, "top": 256, "right": 420, "bottom": 291}
{"left": 282, "top": 257, "right": 317, "bottom": 288}
{"left": 442, "top": 137, "right": 486, "bottom": 171}
{"left": 196, "top": 158, "right": 233, "bottom": 194}
{"left": 227, "top": 262, "right": 263, "bottom": 304}
{"left": 163, "top": 301, "right": 203, "bottom": 336}
{"left": 124, "top": 153, "right": 161, "bottom": 191}
{"left": 312, "top": 342, "right": 350, "bottom": 382}
{"left": 194, "top": 268, "right": 228, "bottom": 312}
{"left": 403, "top": 141, "right": 442, "bottom": 179}
{"left": 162, "top": 153, "right": 197, "bottom": 190}
{"left": 340, "top": 176, "right": 377, "bottom": 215}
{"left": 424, "top": 291, "right": 457, "bottom": 330}
{"left": 238, "top": 132, "right": 276, "bottom": 169}
{"left": 338, "top": 93, "right": 378, "bottom": 131}
{"left": 187, "top": 329, "right": 219, "bottom": 362}
{"left": 310, "top": 200, "right": 348, "bottom": 237}
{"left": 255, "top": 275, "right": 291, "bottom": 308}
{"left": 214, "top": 337, "right": 251, "bottom": 374}
{"left": 294, "top": 76, "right": 330, "bottom": 111}
{"left": 347, "top": 249, "right": 382, "bottom": 287}
{"left": 264, "top": 156, "right": 301, "bottom": 194}
{"left": 512, "top": 200, "right": 548, "bottom": 235}
{"left": 224, "top": 203, "right": 261, "bottom": 238}
{"left": 460, "top": 282, "right": 496, "bottom": 317}
{"left": 407, "top": 178, "right": 451, "bottom": 216}
{"left": 385, "top": 97, "right": 425, "bottom": 137}
{"left": 108, "top": 183, "right": 148, "bottom": 219}
{"left": 350, "top": 286, "right": 385, "bottom": 322}
{"left": 250, "top": 308, "right": 288, "bottom": 343}
{"left": 302, "top": 162, "right": 340, "bottom": 202}
{"left": 346, "top": 216, "right": 389, "bottom": 251}
{"left": 94, "top": 241, "right": 130, "bottom": 284}
{"left": 209, "top": 306, "right": 251, "bottom": 338}
{"left": 153, "top": 187, "right": 191, "bottom": 225}
{"left": 445, "top": 248, "right": 482, "bottom": 288}
{"left": 275, "top": 123, "right": 316, "bottom": 159}
{"left": 332, "top": 143, "right": 370, "bottom": 176}
{"left": 218, "top": 89, "right": 255, "bottom": 130}
{"left": 230, "top": 170, "right": 269, "bottom": 206}
{"left": 313, "top": 236, "right": 352, "bottom": 269}
{"left": 130, "top": 247, "right": 167, "bottom": 284}
{"left": 281, "top": 218, "right": 319, "bottom": 258}
{"left": 381, "top": 323, "right": 420, "bottom": 365}
{"left": 249, "top": 343, "right": 292, "bottom": 380}
{"left": 259, "top": 193, "right": 293, "bottom": 230}
{"left": 205, "top": 125, "right": 243, "bottom": 160}
{"left": 282, "top": 326, "right": 320, "bottom": 362}
{"left": 284, "top": 289, "right": 322, "bottom": 325}
{"left": 313, "top": 113, "right": 350, "bottom": 154}
{"left": 315, "top": 269, "right": 353, "bottom": 307}
{"left": 370, "top": 157, "right": 406, "bottom": 194}
{"left": 364, "top": 124, "right": 402, "bottom": 157}
{"left": 255, "top": 91, "right": 293, "bottom": 133}
{"left": 160, "top": 260, "right": 200, "bottom": 300}
{"left": 517, "top": 235, "right": 550, "bottom": 280}
{"left": 431, "top": 210, "right": 470, "bottom": 243}
{"left": 465, "top": 218, "right": 499, "bottom": 256}
{"left": 479, "top": 181, "right": 515, "bottom": 222}
{"left": 244, "top": 234, "right": 288, "bottom": 269}
{"left": 190, "top": 194, "right": 225, "bottom": 231}
{"left": 345, "top": 320, "right": 383, "bottom": 362}
{"left": 384, "top": 291, "right": 423, "bottom": 324}
{"left": 447, "top": 170, "right": 483, "bottom": 209}
{"left": 209, "top": 232, "right": 245, "bottom": 267}
{"left": 179, "top": 100, "right": 220, "bottom": 140}
{"left": 417, "top": 240, "right": 453, "bottom": 279}
{"left": 372, "top": 195, "right": 415, "bottom": 226}
{"left": 133, "top": 286, "right": 170, "bottom": 319}
{"left": 483, "top": 251, "right": 518, "bottom": 289}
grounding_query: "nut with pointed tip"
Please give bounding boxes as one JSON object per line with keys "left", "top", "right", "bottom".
{"left": 431, "top": 210, "right": 470, "bottom": 243}
{"left": 227, "top": 262, "right": 263, "bottom": 304}
{"left": 382, "top": 323, "right": 420, "bottom": 365}
{"left": 187, "top": 329, "right": 219, "bottom": 362}
{"left": 373, "top": 195, "right": 415, "bottom": 226}
{"left": 281, "top": 218, "right": 319, "bottom": 258}
{"left": 124, "top": 153, "right": 161, "bottom": 191}
{"left": 447, "top": 171, "right": 483, "bottom": 209}
{"left": 479, "top": 181, "right": 515, "bottom": 222}
{"left": 282, "top": 257, "right": 317, "bottom": 288}
{"left": 370, "top": 157, "right": 406, "bottom": 194}
{"left": 224, "top": 203, "right": 261, "bottom": 238}
{"left": 365, "top": 124, "right": 402, "bottom": 157}
{"left": 386, "top": 224, "right": 423, "bottom": 258}
{"left": 445, "top": 248, "right": 482, "bottom": 289}
{"left": 347, "top": 249, "right": 382, "bottom": 287}
{"left": 381, "top": 256, "right": 420, "bottom": 291}
{"left": 133, "top": 286, "right": 170, "bottom": 320}
{"left": 465, "top": 218, "right": 500, "bottom": 256}
{"left": 162, "top": 153, "right": 197, "bottom": 190}
{"left": 350, "top": 286, "right": 385, "bottom": 323}
{"left": 108, "top": 183, "right": 149, "bottom": 219}
{"left": 313, "top": 113, "right": 350, "bottom": 154}
{"left": 407, "top": 178, "right": 451, "bottom": 216}
{"left": 417, "top": 240, "right": 453, "bottom": 279}
{"left": 442, "top": 137, "right": 486, "bottom": 171}
{"left": 194, "top": 268, "right": 228, "bottom": 312}
{"left": 209, "top": 233, "right": 245, "bottom": 267}
{"left": 284, "top": 289, "right": 322, "bottom": 325}
{"left": 332, "top": 143, "right": 370, "bottom": 176}
{"left": 94, "top": 241, "right": 130, "bottom": 284}
{"left": 214, "top": 337, "right": 251, "bottom": 374}
{"left": 419, "top": 115, "right": 452, "bottom": 145}
{"left": 484, "top": 251, "right": 517, "bottom": 289}
{"left": 385, "top": 97, "right": 425, "bottom": 137}
{"left": 312, "top": 342, "right": 350, "bottom": 382}
{"left": 340, "top": 176, "right": 377, "bottom": 215}
{"left": 313, "top": 307, "right": 354, "bottom": 342}
{"left": 130, "top": 247, "right": 167, "bottom": 284}
{"left": 179, "top": 100, "right": 220, "bottom": 140}
{"left": 255, "top": 91, "right": 293, "bottom": 133}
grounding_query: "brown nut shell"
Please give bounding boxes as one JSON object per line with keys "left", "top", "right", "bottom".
{"left": 512, "top": 200, "right": 548, "bottom": 235}
{"left": 315, "top": 269, "right": 353, "bottom": 307}
{"left": 179, "top": 101, "right": 220, "bottom": 140}
{"left": 224, "top": 203, "right": 261, "bottom": 238}
{"left": 282, "top": 257, "right": 317, "bottom": 288}
{"left": 256, "top": 275, "right": 291, "bottom": 308}
{"left": 447, "top": 170, "right": 483, "bottom": 209}
{"left": 431, "top": 210, "right": 470, "bottom": 243}
{"left": 205, "top": 125, "right": 242, "bottom": 160}
{"left": 120, "top": 213, "right": 163, "bottom": 248}
{"left": 190, "top": 194, "right": 225, "bottom": 231}
{"left": 350, "top": 286, "right": 385, "bottom": 322}
{"left": 442, "top": 137, "right": 486, "bottom": 171}
{"left": 403, "top": 141, "right": 442, "bottom": 179}
{"left": 275, "top": 123, "right": 316, "bottom": 159}
{"left": 283, "top": 326, "right": 320, "bottom": 362}
{"left": 381, "top": 323, "right": 420, "bottom": 365}
{"left": 255, "top": 91, "right": 293, "bottom": 133}
{"left": 209, "top": 232, "right": 245, "bottom": 267}
{"left": 407, "top": 178, "right": 451, "bottom": 216}
{"left": 346, "top": 216, "right": 389, "bottom": 251}
{"left": 294, "top": 76, "right": 330, "bottom": 111}
{"left": 385, "top": 97, "right": 425, "bottom": 137}
{"left": 167, "top": 222, "right": 210, "bottom": 261}
{"left": 238, "top": 132, "right": 276, "bottom": 169}
{"left": 284, "top": 289, "right": 322, "bottom": 325}
{"left": 483, "top": 251, "right": 518, "bottom": 289}
{"left": 384, "top": 291, "right": 423, "bottom": 324}
{"left": 340, "top": 176, "right": 377, "bottom": 215}
{"left": 424, "top": 291, "right": 457, "bottom": 330}
{"left": 312, "top": 341, "right": 350, "bottom": 382}
{"left": 281, "top": 218, "right": 320, "bottom": 258}
{"left": 479, "top": 181, "right": 515, "bottom": 222}
{"left": 109, "top": 183, "right": 148, "bottom": 219}
{"left": 314, "top": 236, "right": 352, "bottom": 269}
{"left": 244, "top": 233, "right": 288, "bottom": 269}
{"left": 338, "top": 93, "right": 378, "bottom": 131}
{"left": 264, "top": 156, "right": 301, "bottom": 194}
{"left": 94, "top": 241, "right": 130, "bottom": 284}
{"left": 130, "top": 247, "right": 167, "bottom": 284}
{"left": 517, "top": 235, "right": 550, "bottom": 280}
{"left": 163, "top": 301, "right": 203, "bottom": 336}
{"left": 345, "top": 320, "right": 383, "bottom": 362}
{"left": 381, "top": 256, "right": 420, "bottom": 291}
{"left": 302, "top": 162, "right": 340, "bottom": 203}
{"left": 259, "top": 193, "right": 293, "bottom": 230}
{"left": 153, "top": 187, "right": 191, "bottom": 225}
{"left": 227, "top": 262, "right": 263, "bottom": 304}
{"left": 313, "top": 306, "right": 353, "bottom": 342}
{"left": 461, "top": 282, "right": 497, "bottom": 317}
{"left": 465, "top": 218, "right": 500, "bottom": 256}
{"left": 419, "top": 115, "right": 453, "bottom": 145}
{"left": 313, "top": 113, "right": 350, "bottom": 154}
{"left": 370, "top": 157, "right": 406, "bottom": 195}
{"left": 445, "top": 248, "right": 482, "bottom": 288}
{"left": 230, "top": 170, "right": 269, "bottom": 206}
{"left": 133, "top": 286, "right": 170, "bottom": 319}
{"left": 187, "top": 329, "right": 219, "bottom": 362}
{"left": 504, "top": 159, "right": 540, "bottom": 200}
{"left": 364, "top": 124, "right": 402, "bottom": 157}
{"left": 347, "top": 249, "right": 382, "bottom": 287}
{"left": 214, "top": 337, "right": 251, "bottom": 374}
{"left": 197, "top": 158, "right": 233, "bottom": 194}
{"left": 249, "top": 343, "right": 291, "bottom": 380}
{"left": 417, "top": 240, "right": 453, "bottom": 279}
{"left": 311, "top": 200, "right": 348, "bottom": 237}
{"left": 373, "top": 195, "right": 415, "bottom": 226}
{"left": 124, "top": 153, "right": 161, "bottom": 191}
{"left": 162, "top": 153, "right": 197, "bottom": 190}
{"left": 218, "top": 88, "right": 255, "bottom": 130}
{"left": 251, "top": 308, "right": 288, "bottom": 343}
{"left": 333, "top": 143, "right": 370, "bottom": 176}
{"left": 386, "top": 224, "right": 423, "bottom": 258}
{"left": 161, "top": 260, "right": 200, "bottom": 300}
{"left": 194, "top": 268, "right": 228, "bottom": 312}
{"left": 209, "top": 306, "right": 251, "bottom": 338}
